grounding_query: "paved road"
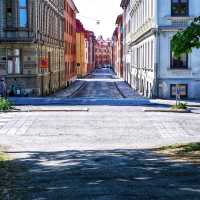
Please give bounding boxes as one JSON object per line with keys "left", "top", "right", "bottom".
{"left": 72, "top": 68, "right": 144, "bottom": 99}
{"left": 9, "top": 68, "right": 147, "bottom": 106}
{"left": 5, "top": 149, "right": 200, "bottom": 200}
{"left": 1, "top": 68, "right": 200, "bottom": 199}
{"left": 1, "top": 106, "right": 200, "bottom": 199}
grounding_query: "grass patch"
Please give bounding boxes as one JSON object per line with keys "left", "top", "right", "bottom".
{"left": 171, "top": 102, "right": 188, "bottom": 110}
{"left": 0, "top": 152, "right": 9, "bottom": 168}
{"left": 0, "top": 152, "right": 8, "bottom": 161}
{"left": 0, "top": 98, "right": 12, "bottom": 111}
{"left": 156, "top": 143, "right": 200, "bottom": 164}
{"left": 158, "top": 143, "right": 200, "bottom": 152}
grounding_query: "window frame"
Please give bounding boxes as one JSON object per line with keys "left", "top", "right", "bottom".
{"left": 7, "top": 49, "right": 22, "bottom": 75}
{"left": 170, "top": 43, "right": 188, "bottom": 69}
{"left": 171, "top": 0, "right": 189, "bottom": 17}
{"left": 18, "top": 0, "right": 28, "bottom": 28}
{"left": 5, "top": 0, "right": 13, "bottom": 28}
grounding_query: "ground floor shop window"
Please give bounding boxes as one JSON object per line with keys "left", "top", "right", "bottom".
{"left": 0, "top": 49, "right": 6, "bottom": 62}
{"left": 170, "top": 84, "right": 188, "bottom": 98}
{"left": 7, "top": 49, "right": 21, "bottom": 74}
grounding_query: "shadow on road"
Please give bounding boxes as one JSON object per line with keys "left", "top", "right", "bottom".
{"left": 1, "top": 149, "right": 200, "bottom": 199}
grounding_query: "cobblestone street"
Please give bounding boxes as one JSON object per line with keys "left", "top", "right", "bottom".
{"left": 1, "top": 69, "right": 200, "bottom": 199}
{"left": 54, "top": 68, "right": 143, "bottom": 99}
{"left": 1, "top": 106, "right": 200, "bottom": 199}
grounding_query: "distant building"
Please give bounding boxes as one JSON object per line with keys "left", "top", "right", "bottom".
{"left": 95, "top": 36, "right": 112, "bottom": 67}
{"left": 112, "top": 14, "right": 123, "bottom": 78}
{"left": 76, "top": 19, "right": 86, "bottom": 77}
{"left": 0, "top": 0, "right": 65, "bottom": 96}
{"left": 121, "top": 0, "right": 200, "bottom": 99}
{"left": 76, "top": 20, "right": 96, "bottom": 77}
{"left": 64, "top": 0, "right": 79, "bottom": 86}
{"left": 85, "top": 31, "right": 96, "bottom": 74}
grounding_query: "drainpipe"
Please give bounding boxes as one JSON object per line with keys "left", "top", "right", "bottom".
{"left": 154, "top": 0, "right": 160, "bottom": 98}
{"left": 154, "top": 31, "right": 160, "bottom": 98}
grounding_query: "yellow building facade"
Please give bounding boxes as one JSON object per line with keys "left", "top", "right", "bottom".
{"left": 76, "top": 32, "right": 86, "bottom": 77}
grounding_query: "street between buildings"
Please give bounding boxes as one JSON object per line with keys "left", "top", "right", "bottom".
{"left": 0, "top": 0, "right": 200, "bottom": 199}
{"left": 9, "top": 68, "right": 149, "bottom": 106}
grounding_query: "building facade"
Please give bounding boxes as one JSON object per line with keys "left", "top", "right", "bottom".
{"left": 76, "top": 19, "right": 87, "bottom": 77}
{"left": 112, "top": 14, "right": 123, "bottom": 78}
{"left": 0, "top": 0, "right": 65, "bottom": 96}
{"left": 85, "top": 31, "right": 96, "bottom": 74}
{"left": 64, "top": 0, "right": 78, "bottom": 86}
{"left": 76, "top": 20, "right": 96, "bottom": 77}
{"left": 121, "top": 0, "right": 200, "bottom": 99}
{"left": 95, "top": 36, "right": 112, "bottom": 67}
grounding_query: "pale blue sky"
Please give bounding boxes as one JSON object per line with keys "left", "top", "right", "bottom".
{"left": 73, "top": 0, "right": 122, "bottom": 39}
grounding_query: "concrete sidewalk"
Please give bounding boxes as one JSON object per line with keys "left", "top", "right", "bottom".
{"left": 52, "top": 80, "right": 85, "bottom": 98}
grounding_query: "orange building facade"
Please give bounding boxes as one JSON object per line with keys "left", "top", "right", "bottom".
{"left": 95, "top": 36, "right": 112, "bottom": 68}
{"left": 76, "top": 20, "right": 96, "bottom": 77}
{"left": 76, "top": 19, "right": 87, "bottom": 77}
{"left": 64, "top": 0, "right": 78, "bottom": 86}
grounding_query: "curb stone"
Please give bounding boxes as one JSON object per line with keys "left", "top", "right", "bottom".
{"left": 0, "top": 107, "right": 89, "bottom": 113}
{"left": 144, "top": 109, "right": 191, "bottom": 113}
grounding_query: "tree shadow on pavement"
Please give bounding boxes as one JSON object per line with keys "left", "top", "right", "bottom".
{"left": 1, "top": 149, "right": 200, "bottom": 200}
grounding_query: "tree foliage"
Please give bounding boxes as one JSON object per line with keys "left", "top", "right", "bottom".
{"left": 172, "top": 16, "right": 200, "bottom": 57}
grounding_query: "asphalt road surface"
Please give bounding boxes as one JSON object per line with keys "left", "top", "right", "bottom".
{"left": 1, "top": 68, "right": 200, "bottom": 199}
{"left": 71, "top": 68, "right": 127, "bottom": 99}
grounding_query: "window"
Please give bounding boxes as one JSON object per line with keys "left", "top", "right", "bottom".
{"left": 6, "top": 0, "right": 13, "bottom": 28}
{"left": 0, "top": 49, "right": 6, "bottom": 62}
{"left": 170, "top": 84, "right": 188, "bottom": 98}
{"left": 171, "top": 52, "right": 188, "bottom": 69}
{"left": 7, "top": 49, "right": 21, "bottom": 74}
{"left": 171, "top": 0, "right": 189, "bottom": 16}
{"left": 19, "top": 0, "right": 28, "bottom": 28}
{"left": 171, "top": 42, "right": 188, "bottom": 69}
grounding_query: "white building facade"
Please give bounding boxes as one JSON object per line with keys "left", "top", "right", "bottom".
{"left": 121, "top": 0, "right": 200, "bottom": 99}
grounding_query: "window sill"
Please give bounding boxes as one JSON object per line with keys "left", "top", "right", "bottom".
{"left": 166, "top": 16, "right": 194, "bottom": 21}
{"left": 6, "top": 74, "right": 37, "bottom": 78}
{"left": 4, "top": 27, "right": 31, "bottom": 32}
{"left": 168, "top": 68, "right": 191, "bottom": 71}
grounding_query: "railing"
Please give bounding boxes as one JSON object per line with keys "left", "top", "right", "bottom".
{"left": 0, "top": 37, "right": 34, "bottom": 42}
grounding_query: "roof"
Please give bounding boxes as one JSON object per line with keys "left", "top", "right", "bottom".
{"left": 76, "top": 19, "right": 85, "bottom": 32}
{"left": 115, "top": 14, "right": 123, "bottom": 25}
{"left": 67, "top": 0, "right": 79, "bottom": 13}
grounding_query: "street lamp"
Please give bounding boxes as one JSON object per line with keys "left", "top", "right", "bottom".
{"left": 96, "top": 20, "right": 100, "bottom": 25}
{"left": 78, "top": 15, "right": 101, "bottom": 25}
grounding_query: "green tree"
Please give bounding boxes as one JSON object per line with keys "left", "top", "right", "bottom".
{"left": 172, "top": 16, "right": 200, "bottom": 57}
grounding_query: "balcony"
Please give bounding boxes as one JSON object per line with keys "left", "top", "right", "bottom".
{"left": 0, "top": 37, "right": 34, "bottom": 43}
{"left": 0, "top": 28, "right": 34, "bottom": 43}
